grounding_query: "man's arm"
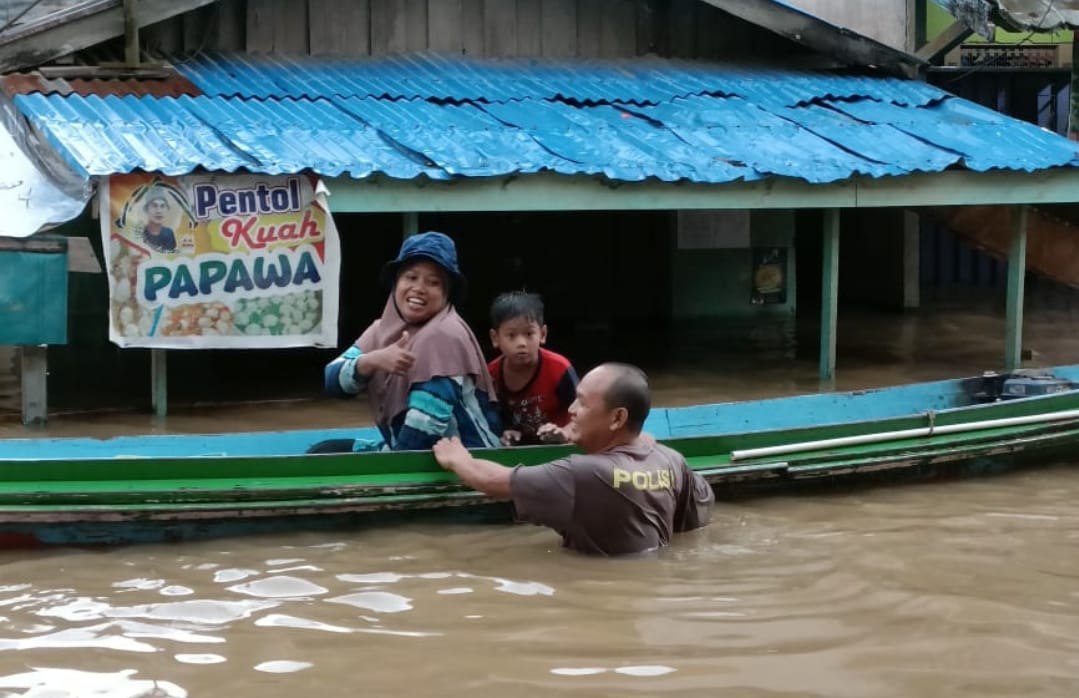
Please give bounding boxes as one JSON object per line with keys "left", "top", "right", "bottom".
{"left": 674, "top": 463, "right": 715, "bottom": 533}
{"left": 432, "top": 437, "right": 512, "bottom": 499}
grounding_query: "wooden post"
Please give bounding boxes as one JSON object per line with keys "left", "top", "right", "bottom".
{"left": 402, "top": 212, "right": 418, "bottom": 239}
{"left": 151, "top": 348, "right": 167, "bottom": 418}
{"left": 910, "top": 0, "right": 927, "bottom": 53}
{"left": 820, "top": 209, "right": 840, "bottom": 387}
{"left": 123, "top": 0, "right": 140, "bottom": 66}
{"left": 902, "top": 210, "right": 920, "bottom": 309}
{"left": 19, "top": 345, "right": 47, "bottom": 426}
{"left": 1004, "top": 205, "right": 1028, "bottom": 371}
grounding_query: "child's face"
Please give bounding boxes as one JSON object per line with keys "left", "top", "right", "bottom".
{"left": 490, "top": 317, "right": 547, "bottom": 368}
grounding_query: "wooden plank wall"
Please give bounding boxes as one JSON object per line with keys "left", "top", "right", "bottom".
{"left": 141, "top": 0, "right": 795, "bottom": 60}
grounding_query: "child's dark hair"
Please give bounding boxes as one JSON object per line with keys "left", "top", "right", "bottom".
{"left": 490, "top": 291, "right": 545, "bottom": 329}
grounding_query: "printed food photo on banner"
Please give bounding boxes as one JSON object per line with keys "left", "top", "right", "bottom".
{"left": 102, "top": 173, "right": 341, "bottom": 349}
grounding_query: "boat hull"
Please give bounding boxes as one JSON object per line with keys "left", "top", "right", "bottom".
{"left": 1, "top": 418, "right": 1075, "bottom": 548}
{"left": 2, "top": 366, "right": 1079, "bottom": 548}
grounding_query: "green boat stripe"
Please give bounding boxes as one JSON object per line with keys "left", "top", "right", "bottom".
{"left": 0, "top": 421, "right": 1075, "bottom": 510}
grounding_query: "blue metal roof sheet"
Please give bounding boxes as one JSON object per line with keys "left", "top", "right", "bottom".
{"left": 832, "top": 97, "right": 1079, "bottom": 173}
{"left": 11, "top": 52, "right": 1079, "bottom": 184}
{"left": 178, "top": 52, "right": 947, "bottom": 108}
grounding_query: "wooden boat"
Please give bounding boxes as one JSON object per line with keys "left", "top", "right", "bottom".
{"left": 2, "top": 366, "right": 1079, "bottom": 548}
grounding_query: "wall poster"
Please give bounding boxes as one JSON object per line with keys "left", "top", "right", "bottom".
{"left": 101, "top": 173, "right": 340, "bottom": 349}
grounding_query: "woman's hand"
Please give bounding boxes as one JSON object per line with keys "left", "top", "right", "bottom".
{"left": 357, "top": 331, "right": 415, "bottom": 377}
{"left": 536, "top": 423, "right": 569, "bottom": 444}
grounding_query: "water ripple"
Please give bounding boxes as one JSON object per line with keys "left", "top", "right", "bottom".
{"left": 328, "top": 591, "right": 413, "bottom": 613}
{"left": 227, "top": 576, "right": 328, "bottom": 598}
{"left": 0, "top": 668, "right": 186, "bottom": 697}
{"left": 0, "top": 467, "right": 1078, "bottom": 696}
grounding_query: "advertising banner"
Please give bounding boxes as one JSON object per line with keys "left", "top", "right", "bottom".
{"left": 101, "top": 173, "right": 339, "bottom": 348}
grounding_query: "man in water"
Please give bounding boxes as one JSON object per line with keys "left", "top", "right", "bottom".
{"left": 432, "top": 362, "right": 714, "bottom": 555}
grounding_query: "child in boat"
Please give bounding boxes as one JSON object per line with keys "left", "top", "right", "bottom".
{"left": 487, "top": 291, "right": 579, "bottom": 446}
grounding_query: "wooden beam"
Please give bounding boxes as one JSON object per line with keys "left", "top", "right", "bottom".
{"left": 0, "top": 0, "right": 219, "bottom": 73}
{"left": 910, "top": 0, "right": 927, "bottom": 53}
{"left": 123, "top": 0, "right": 140, "bottom": 65}
{"left": 696, "top": 0, "right": 926, "bottom": 73}
{"left": 19, "top": 345, "right": 47, "bottom": 426}
{"left": 820, "top": 209, "right": 840, "bottom": 387}
{"left": 856, "top": 169, "right": 1079, "bottom": 207}
{"left": 37, "top": 65, "right": 171, "bottom": 79}
{"left": 330, "top": 174, "right": 857, "bottom": 212}
{"left": 324, "top": 169, "right": 1079, "bottom": 214}
{"left": 915, "top": 20, "right": 972, "bottom": 63}
{"left": 1004, "top": 205, "right": 1028, "bottom": 372}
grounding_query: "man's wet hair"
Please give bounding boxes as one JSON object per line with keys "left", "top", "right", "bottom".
{"left": 490, "top": 291, "right": 545, "bottom": 329}
{"left": 599, "top": 362, "right": 651, "bottom": 434}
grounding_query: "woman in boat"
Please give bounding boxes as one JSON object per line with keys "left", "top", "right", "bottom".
{"left": 312, "top": 232, "right": 502, "bottom": 453}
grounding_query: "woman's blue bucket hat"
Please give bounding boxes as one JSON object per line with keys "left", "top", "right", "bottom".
{"left": 380, "top": 231, "right": 467, "bottom": 305}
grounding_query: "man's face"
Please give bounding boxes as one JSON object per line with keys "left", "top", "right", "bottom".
{"left": 146, "top": 198, "right": 169, "bottom": 225}
{"left": 566, "top": 367, "right": 624, "bottom": 452}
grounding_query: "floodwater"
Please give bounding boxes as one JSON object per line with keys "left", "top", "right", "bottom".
{"left": 2, "top": 302, "right": 1079, "bottom": 696}
{"left": 2, "top": 472, "right": 1079, "bottom": 697}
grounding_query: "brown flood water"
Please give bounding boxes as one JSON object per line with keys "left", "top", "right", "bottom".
{"left": 1, "top": 304, "right": 1079, "bottom": 696}
{"left": 2, "top": 474, "right": 1079, "bottom": 697}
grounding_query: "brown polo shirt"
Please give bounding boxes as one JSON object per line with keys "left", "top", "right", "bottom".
{"left": 509, "top": 437, "right": 714, "bottom": 555}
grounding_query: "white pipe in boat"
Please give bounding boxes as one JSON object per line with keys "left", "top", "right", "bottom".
{"left": 729, "top": 408, "right": 1079, "bottom": 461}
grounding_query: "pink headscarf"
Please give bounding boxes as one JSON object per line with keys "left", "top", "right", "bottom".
{"left": 356, "top": 296, "right": 497, "bottom": 431}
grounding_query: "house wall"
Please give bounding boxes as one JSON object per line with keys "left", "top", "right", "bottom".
{"left": 672, "top": 210, "right": 796, "bottom": 322}
{"left": 142, "top": 0, "right": 798, "bottom": 60}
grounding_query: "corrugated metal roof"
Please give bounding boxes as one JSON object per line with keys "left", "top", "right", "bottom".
{"left": 0, "top": 71, "right": 201, "bottom": 98}
{"left": 10, "top": 52, "right": 1079, "bottom": 183}
{"left": 179, "top": 52, "right": 944, "bottom": 107}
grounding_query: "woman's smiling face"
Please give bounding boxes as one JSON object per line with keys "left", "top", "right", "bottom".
{"left": 394, "top": 260, "right": 448, "bottom": 324}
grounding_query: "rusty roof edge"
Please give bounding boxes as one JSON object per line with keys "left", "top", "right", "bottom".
{"left": 0, "top": 61, "right": 203, "bottom": 99}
